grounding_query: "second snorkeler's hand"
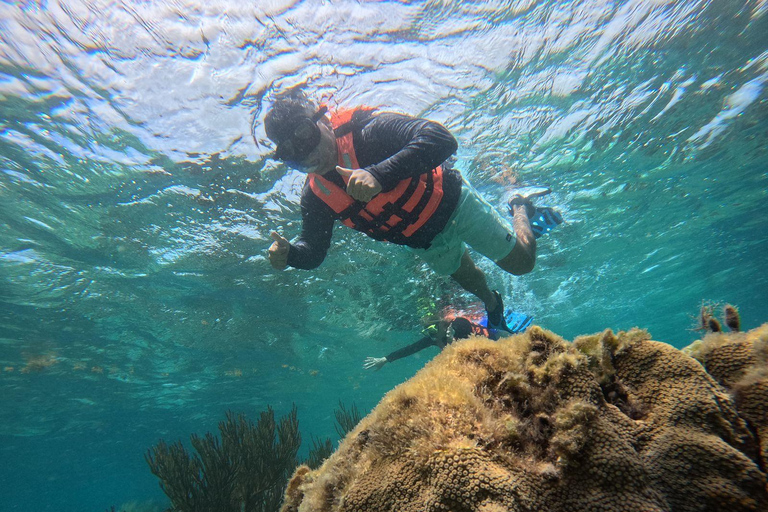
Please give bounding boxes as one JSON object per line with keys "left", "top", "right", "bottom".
{"left": 363, "top": 356, "right": 388, "bottom": 371}
{"left": 336, "top": 166, "right": 381, "bottom": 202}
{"left": 268, "top": 231, "right": 290, "bottom": 270}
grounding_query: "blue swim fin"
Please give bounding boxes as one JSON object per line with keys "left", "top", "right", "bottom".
{"left": 530, "top": 206, "right": 563, "bottom": 239}
{"left": 504, "top": 310, "right": 533, "bottom": 333}
{"left": 483, "top": 309, "right": 533, "bottom": 334}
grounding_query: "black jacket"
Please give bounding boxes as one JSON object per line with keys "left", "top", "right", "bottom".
{"left": 286, "top": 111, "right": 462, "bottom": 269}
{"left": 385, "top": 319, "right": 500, "bottom": 363}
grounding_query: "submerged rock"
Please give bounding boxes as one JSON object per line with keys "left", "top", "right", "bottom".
{"left": 282, "top": 325, "right": 768, "bottom": 512}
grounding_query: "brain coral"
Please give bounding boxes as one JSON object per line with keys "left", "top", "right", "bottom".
{"left": 282, "top": 324, "right": 768, "bottom": 512}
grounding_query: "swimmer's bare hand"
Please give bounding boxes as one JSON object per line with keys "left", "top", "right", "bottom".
{"left": 336, "top": 166, "right": 381, "bottom": 202}
{"left": 268, "top": 231, "right": 290, "bottom": 270}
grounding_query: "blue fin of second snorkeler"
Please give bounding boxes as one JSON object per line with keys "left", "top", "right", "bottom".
{"left": 482, "top": 308, "right": 533, "bottom": 334}
{"left": 504, "top": 310, "right": 533, "bottom": 333}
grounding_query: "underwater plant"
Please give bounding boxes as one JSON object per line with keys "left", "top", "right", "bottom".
{"left": 697, "top": 302, "right": 741, "bottom": 333}
{"left": 724, "top": 304, "right": 741, "bottom": 332}
{"left": 145, "top": 400, "right": 364, "bottom": 510}
{"left": 333, "top": 401, "right": 362, "bottom": 439}
{"left": 305, "top": 436, "right": 333, "bottom": 470}
{"left": 305, "top": 401, "right": 364, "bottom": 470}
{"left": 146, "top": 407, "right": 301, "bottom": 512}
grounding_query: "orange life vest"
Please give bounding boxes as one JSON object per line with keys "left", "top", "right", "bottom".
{"left": 307, "top": 108, "right": 445, "bottom": 246}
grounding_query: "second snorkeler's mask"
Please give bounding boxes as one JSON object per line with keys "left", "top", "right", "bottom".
{"left": 274, "top": 106, "right": 328, "bottom": 166}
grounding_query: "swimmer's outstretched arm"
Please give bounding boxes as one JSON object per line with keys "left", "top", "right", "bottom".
{"left": 362, "top": 334, "right": 439, "bottom": 371}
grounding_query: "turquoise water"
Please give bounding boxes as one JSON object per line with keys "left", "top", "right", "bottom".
{"left": 1, "top": 0, "right": 767, "bottom": 510}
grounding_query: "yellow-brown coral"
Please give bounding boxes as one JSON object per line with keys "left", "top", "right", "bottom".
{"left": 282, "top": 325, "right": 768, "bottom": 512}
{"left": 687, "top": 323, "right": 768, "bottom": 471}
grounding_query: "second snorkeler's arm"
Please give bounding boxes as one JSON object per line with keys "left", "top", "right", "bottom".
{"left": 363, "top": 335, "right": 439, "bottom": 371}
{"left": 364, "top": 335, "right": 439, "bottom": 370}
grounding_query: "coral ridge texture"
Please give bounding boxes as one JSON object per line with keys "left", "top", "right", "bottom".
{"left": 282, "top": 323, "right": 768, "bottom": 512}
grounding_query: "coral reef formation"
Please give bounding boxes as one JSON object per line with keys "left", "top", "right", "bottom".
{"left": 686, "top": 322, "right": 768, "bottom": 474}
{"left": 282, "top": 324, "right": 768, "bottom": 512}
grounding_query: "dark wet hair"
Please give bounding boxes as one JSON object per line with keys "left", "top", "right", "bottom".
{"left": 450, "top": 317, "right": 473, "bottom": 340}
{"left": 264, "top": 95, "right": 318, "bottom": 145}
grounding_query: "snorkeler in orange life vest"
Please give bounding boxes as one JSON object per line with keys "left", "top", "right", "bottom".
{"left": 261, "top": 92, "right": 562, "bottom": 331}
